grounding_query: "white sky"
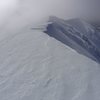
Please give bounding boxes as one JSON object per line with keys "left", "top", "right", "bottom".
{"left": 0, "top": 0, "right": 99, "bottom": 23}
{"left": 0, "top": 0, "right": 82, "bottom": 23}
{"left": 0, "top": 0, "right": 99, "bottom": 37}
{"left": 0, "top": 0, "right": 75, "bottom": 33}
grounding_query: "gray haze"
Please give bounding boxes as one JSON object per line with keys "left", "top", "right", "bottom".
{"left": 0, "top": 0, "right": 100, "bottom": 21}
{"left": 0, "top": 0, "right": 100, "bottom": 40}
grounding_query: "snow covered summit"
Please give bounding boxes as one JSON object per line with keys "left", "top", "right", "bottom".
{"left": 45, "top": 16, "right": 100, "bottom": 63}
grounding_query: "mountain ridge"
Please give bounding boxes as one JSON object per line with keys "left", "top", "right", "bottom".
{"left": 44, "top": 16, "right": 100, "bottom": 63}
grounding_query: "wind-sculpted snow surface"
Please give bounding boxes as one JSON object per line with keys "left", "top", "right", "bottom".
{"left": 0, "top": 27, "right": 99, "bottom": 100}
{"left": 45, "top": 17, "right": 100, "bottom": 63}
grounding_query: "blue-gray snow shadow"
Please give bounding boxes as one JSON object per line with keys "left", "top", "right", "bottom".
{"left": 44, "top": 17, "right": 100, "bottom": 63}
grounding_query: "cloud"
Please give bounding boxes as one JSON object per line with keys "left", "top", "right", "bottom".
{"left": 0, "top": 0, "right": 100, "bottom": 40}
{"left": 0, "top": 0, "right": 18, "bottom": 24}
{"left": 0, "top": 0, "right": 71, "bottom": 34}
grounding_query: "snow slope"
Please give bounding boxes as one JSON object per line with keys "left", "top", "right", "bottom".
{"left": 45, "top": 17, "right": 100, "bottom": 63}
{"left": 0, "top": 25, "right": 99, "bottom": 100}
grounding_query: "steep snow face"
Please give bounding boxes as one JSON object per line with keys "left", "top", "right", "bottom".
{"left": 0, "top": 26, "right": 99, "bottom": 100}
{"left": 45, "top": 17, "right": 100, "bottom": 63}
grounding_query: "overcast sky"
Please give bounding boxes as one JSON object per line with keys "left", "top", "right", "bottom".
{"left": 0, "top": 0, "right": 100, "bottom": 24}
{"left": 0, "top": 0, "right": 75, "bottom": 38}
{"left": 0, "top": 0, "right": 99, "bottom": 39}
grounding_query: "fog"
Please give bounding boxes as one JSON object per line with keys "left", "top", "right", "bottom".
{"left": 0, "top": 0, "right": 99, "bottom": 40}
{"left": 0, "top": 0, "right": 100, "bottom": 22}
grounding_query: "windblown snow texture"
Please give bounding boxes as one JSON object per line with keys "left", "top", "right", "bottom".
{"left": 45, "top": 17, "right": 100, "bottom": 63}
{"left": 0, "top": 17, "right": 99, "bottom": 100}
{"left": 0, "top": 28, "right": 99, "bottom": 100}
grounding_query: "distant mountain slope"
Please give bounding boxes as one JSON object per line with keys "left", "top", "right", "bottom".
{"left": 44, "top": 17, "right": 100, "bottom": 63}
